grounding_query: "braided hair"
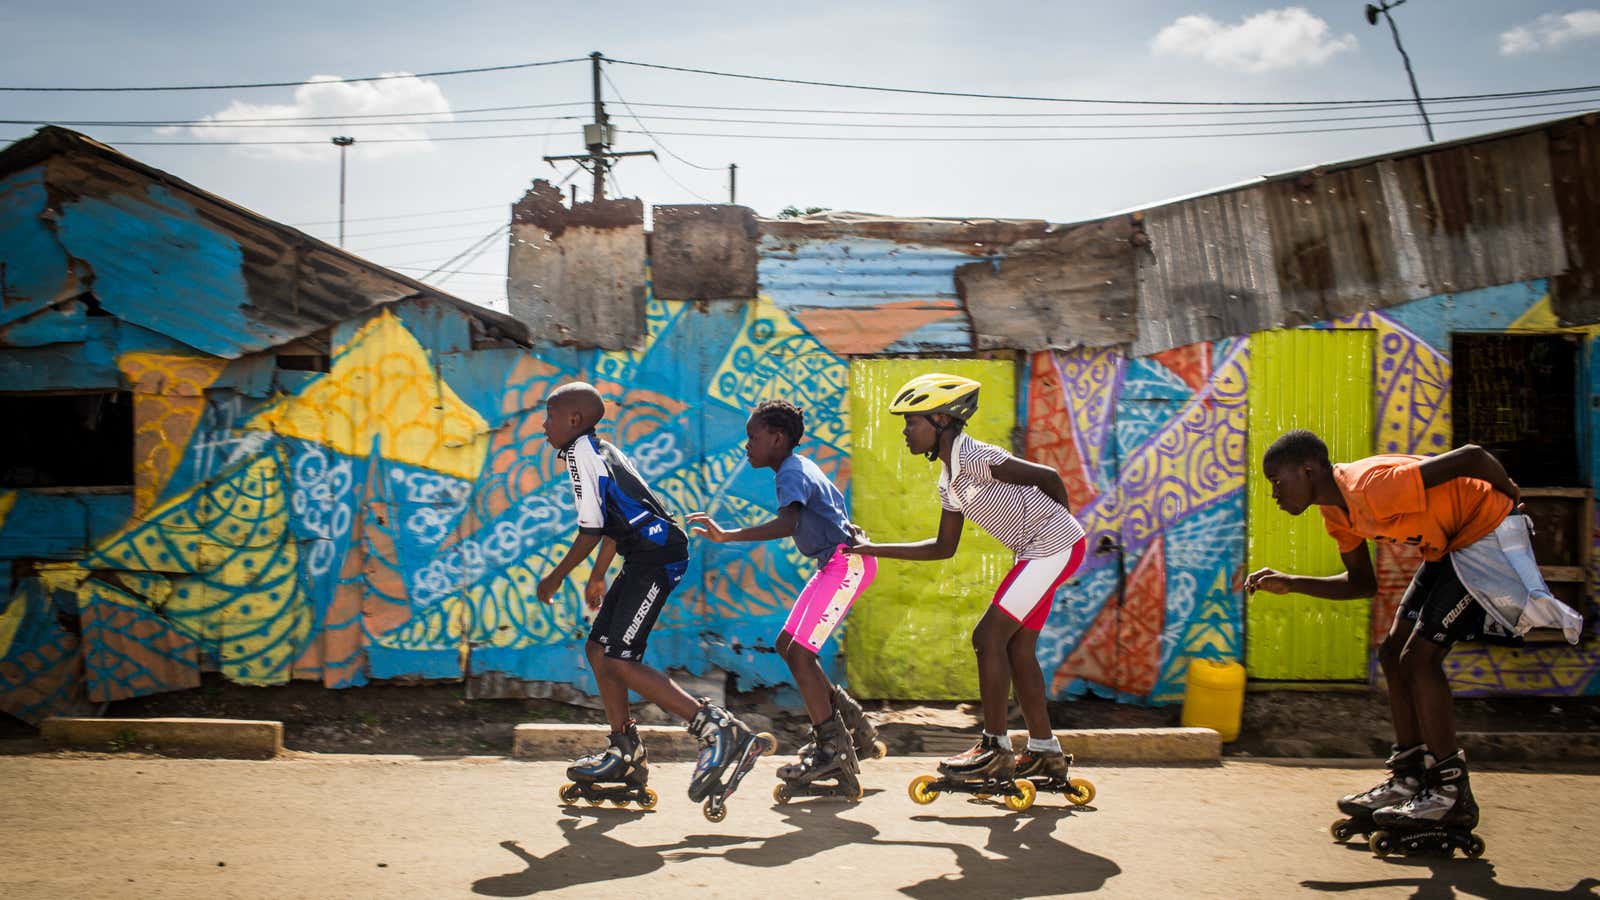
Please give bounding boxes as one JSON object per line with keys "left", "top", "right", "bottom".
{"left": 751, "top": 399, "right": 805, "bottom": 448}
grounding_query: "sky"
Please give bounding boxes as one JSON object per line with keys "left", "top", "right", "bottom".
{"left": 2, "top": 1, "right": 1597, "bottom": 311}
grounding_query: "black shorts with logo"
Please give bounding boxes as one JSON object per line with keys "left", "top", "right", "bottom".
{"left": 589, "top": 558, "right": 688, "bottom": 661}
{"left": 1397, "top": 556, "right": 1517, "bottom": 648}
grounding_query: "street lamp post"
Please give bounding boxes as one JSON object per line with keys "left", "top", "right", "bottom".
{"left": 1364, "top": 1, "right": 1434, "bottom": 142}
{"left": 332, "top": 136, "right": 355, "bottom": 246}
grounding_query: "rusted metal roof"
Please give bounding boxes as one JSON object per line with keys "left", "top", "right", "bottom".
{"left": 0, "top": 127, "right": 528, "bottom": 358}
{"left": 1131, "top": 113, "right": 1592, "bottom": 354}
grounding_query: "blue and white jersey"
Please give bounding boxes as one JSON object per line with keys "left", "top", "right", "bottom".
{"left": 561, "top": 432, "right": 688, "bottom": 565}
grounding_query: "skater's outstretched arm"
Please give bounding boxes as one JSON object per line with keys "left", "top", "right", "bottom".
{"left": 537, "top": 531, "right": 602, "bottom": 604}
{"left": 1245, "top": 545, "right": 1377, "bottom": 600}
{"left": 686, "top": 505, "right": 800, "bottom": 543}
{"left": 1416, "top": 444, "right": 1520, "bottom": 505}
{"left": 989, "top": 457, "right": 1073, "bottom": 512}
{"left": 854, "top": 508, "right": 964, "bottom": 561}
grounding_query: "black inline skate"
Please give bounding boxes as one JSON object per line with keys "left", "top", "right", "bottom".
{"left": 774, "top": 713, "right": 862, "bottom": 804}
{"left": 907, "top": 733, "right": 1036, "bottom": 812}
{"left": 686, "top": 699, "right": 775, "bottom": 822}
{"left": 1330, "top": 743, "right": 1428, "bottom": 844}
{"left": 1368, "top": 751, "right": 1485, "bottom": 859}
{"left": 559, "top": 720, "right": 658, "bottom": 809}
{"left": 832, "top": 686, "right": 889, "bottom": 761}
{"left": 1015, "top": 747, "right": 1095, "bottom": 806}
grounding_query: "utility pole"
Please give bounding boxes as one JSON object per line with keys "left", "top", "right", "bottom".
{"left": 1364, "top": 1, "right": 1433, "bottom": 142}
{"left": 544, "top": 52, "right": 655, "bottom": 203}
{"left": 729, "top": 163, "right": 737, "bottom": 204}
{"left": 332, "top": 136, "right": 355, "bottom": 246}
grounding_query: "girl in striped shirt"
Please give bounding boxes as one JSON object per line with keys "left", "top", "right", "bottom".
{"left": 854, "top": 373, "right": 1088, "bottom": 788}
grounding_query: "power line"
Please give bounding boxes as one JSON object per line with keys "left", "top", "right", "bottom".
{"left": 616, "top": 106, "right": 1599, "bottom": 142}
{"left": 14, "top": 93, "right": 1600, "bottom": 132}
{"left": 290, "top": 203, "right": 505, "bottom": 227}
{"left": 306, "top": 216, "right": 507, "bottom": 240}
{"left": 419, "top": 222, "right": 505, "bottom": 277}
{"left": 349, "top": 226, "right": 513, "bottom": 254}
{"left": 1, "top": 57, "right": 587, "bottom": 93}
{"left": 602, "top": 70, "right": 722, "bottom": 171}
{"left": 648, "top": 157, "right": 714, "bottom": 203}
{"left": 0, "top": 114, "right": 586, "bottom": 129}
{"left": 603, "top": 56, "right": 1600, "bottom": 108}
{"left": 15, "top": 92, "right": 1600, "bottom": 132}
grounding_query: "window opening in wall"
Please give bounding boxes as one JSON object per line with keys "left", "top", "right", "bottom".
{"left": 0, "top": 391, "right": 134, "bottom": 488}
{"left": 1451, "top": 333, "right": 1581, "bottom": 488}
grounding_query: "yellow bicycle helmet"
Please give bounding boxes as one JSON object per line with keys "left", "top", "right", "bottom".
{"left": 889, "top": 373, "right": 981, "bottom": 422}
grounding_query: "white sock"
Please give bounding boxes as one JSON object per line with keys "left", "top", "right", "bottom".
{"left": 1027, "top": 736, "right": 1061, "bottom": 753}
{"left": 982, "top": 730, "right": 1007, "bottom": 741}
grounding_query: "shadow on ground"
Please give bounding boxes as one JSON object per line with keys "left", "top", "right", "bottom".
{"left": 473, "top": 800, "right": 1119, "bottom": 897}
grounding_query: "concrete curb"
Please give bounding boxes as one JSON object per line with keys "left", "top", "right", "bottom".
{"left": 512, "top": 723, "right": 1220, "bottom": 763}
{"left": 41, "top": 717, "right": 282, "bottom": 759}
{"left": 1460, "top": 731, "right": 1600, "bottom": 763}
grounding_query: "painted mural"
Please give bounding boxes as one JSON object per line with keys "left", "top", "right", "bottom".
{"left": 0, "top": 292, "right": 855, "bottom": 723}
{"left": 2, "top": 202, "right": 1597, "bottom": 726}
{"left": 1028, "top": 279, "right": 1600, "bottom": 703}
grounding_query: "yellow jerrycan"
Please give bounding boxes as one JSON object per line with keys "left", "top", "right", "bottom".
{"left": 1180, "top": 658, "right": 1246, "bottom": 742}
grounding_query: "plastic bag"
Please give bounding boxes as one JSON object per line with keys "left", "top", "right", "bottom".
{"left": 1451, "top": 514, "right": 1583, "bottom": 645}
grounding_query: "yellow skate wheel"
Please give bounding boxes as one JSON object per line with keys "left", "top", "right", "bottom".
{"left": 1005, "top": 779, "right": 1037, "bottom": 812}
{"left": 703, "top": 800, "right": 727, "bottom": 823}
{"left": 611, "top": 798, "right": 630, "bottom": 808}
{"left": 757, "top": 732, "right": 777, "bottom": 756}
{"left": 871, "top": 740, "right": 889, "bottom": 760}
{"left": 585, "top": 795, "right": 603, "bottom": 807}
{"left": 1466, "top": 835, "right": 1486, "bottom": 859}
{"left": 773, "top": 783, "right": 792, "bottom": 805}
{"left": 558, "top": 782, "right": 582, "bottom": 804}
{"left": 1369, "top": 830, "right": 1394, "bottom": 859}
{"left": 638, "top": 788, "right": 659, "bottom": 810}
{"left": 908, "top": 774, "right": 940, "bottom": 805}
{"left": 1330, "top": 818, "right": 1354, "bottom": 842}
{"left": 1066, "top": 777, "right": 1096, "bottom": 806}
{"left": 849, "top": 781, "right": 866, "bottom": 802}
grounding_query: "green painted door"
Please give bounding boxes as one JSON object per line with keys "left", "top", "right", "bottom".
{"left": 845, "top": 359, "right": 1016, "bottom": 699}
{"left": 1246, "top": 329, "right": 1375, "bottom": 680}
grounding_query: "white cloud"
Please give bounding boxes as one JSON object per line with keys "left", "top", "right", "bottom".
{"left": 1499, "top": 10, "right": 1600, "bottom": 55}
{"left": 170, "top": 74, "right": 452, "bottom": 160}
{"left": 1151, "top": 7, "right": 1358, "bottom": 73}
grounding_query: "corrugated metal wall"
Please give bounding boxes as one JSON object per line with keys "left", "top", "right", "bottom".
{"left": 846, "top": 358, "right": 1016, "bottom": 698}
{"left": 1246, "top": 328, "right": 1375, "bottom": 680}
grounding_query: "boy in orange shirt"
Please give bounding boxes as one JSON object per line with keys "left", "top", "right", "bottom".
{"left": 1246, "top": 429, "right": 1520, "bottom": 849}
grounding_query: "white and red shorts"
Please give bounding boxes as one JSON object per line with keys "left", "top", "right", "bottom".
{"left": 991, "top": 537, "right": 1087, "bottom": 631}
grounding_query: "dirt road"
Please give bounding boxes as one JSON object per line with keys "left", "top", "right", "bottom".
{"left": 3, "top": 754, "right": 1596, "bottom": 898}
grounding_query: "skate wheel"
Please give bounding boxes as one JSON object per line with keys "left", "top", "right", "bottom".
{"left": 1005, "top": 779, "right": 1037, "bottom": 812}
{"left": 611, "top": 798, "right": 630, "bottom": 808}
{"left": 1330, "top": 818, "right": 1354, "bottom": 842}
{"left": 585, "top": 795, "right": 603, "bottom": 807}
{"left": 702, "top": 800, "right": 727, "bottom": 823}
{"left": 773, "top": 783, "right": 792, "bottom": 805}
{"left": 1369, "top": 830, "right": 1394, "bottom": 859}
{"left": 908, "top": 774, "right": 940, "bottom": 805}
{"left": 973, "top": 793, "right": 991, "bottom": 801}
{"left": 638, "top": 788, "right": 659, "bottom": 810}
{"left": 1066, "top": 777, "right": 1095, "bottom": 806}
{"left": 757, "top": 732, "right": 777, "bottom": 756}
{"left": 871, "top": 739, "right": 888, "bottom": 760}
{"left": 1466, "top": 835, "right": 1486, "bottom": 859}
{"left": 849, "top": 781, "right": 866, "bottom": 802}
{"left": 558, "top": 782, "right": 582, "bottom": 804}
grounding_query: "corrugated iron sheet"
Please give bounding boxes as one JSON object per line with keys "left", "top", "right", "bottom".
{"left": 1134, "top": 187, "right": 1285, "bottom": 356}
{"left": 1245, "top": 328, "right": 1374, "bottom": 680}
{"left": 1550, "top": 115, "right": 1600, "bottom": 325}
{"left": 957, "top": 218, "right": 1138, "bottom": 351}
{"left": 757, "top": 232, "right": 983, "bottom": 353}
{"left": 1134, "top": 117, "right": 1583, "bottom": 356}
{"left": 0, "top": 127, "right": 527, "bottom": 359}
